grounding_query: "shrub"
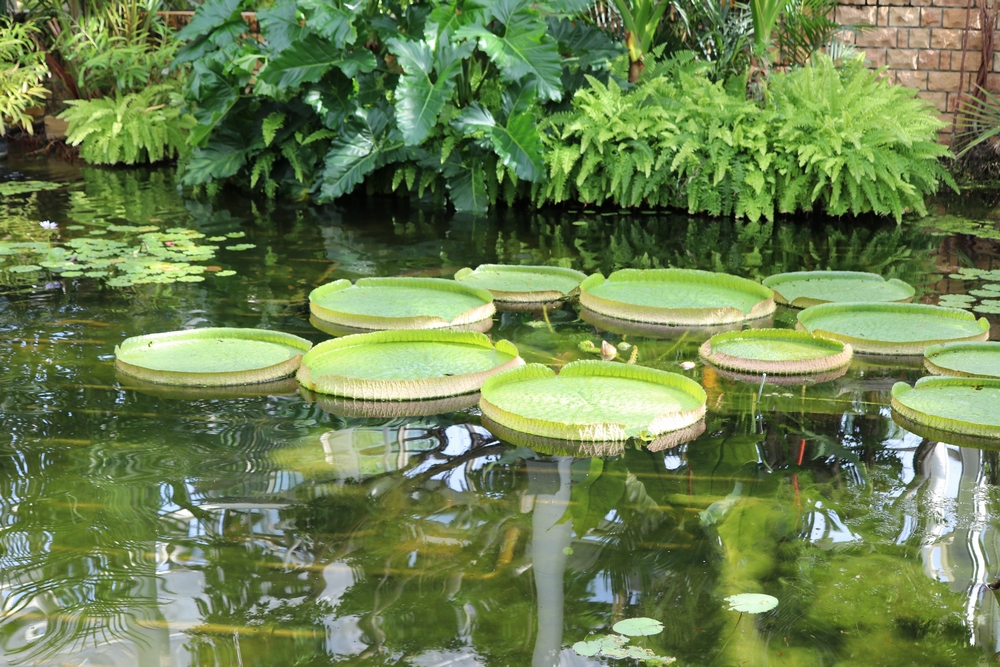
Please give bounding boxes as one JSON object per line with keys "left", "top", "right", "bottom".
{"left": 0, "top": 18, "right": 49, "bottom": 135}
{"left": 59, "top": 81, "right": 196, "bottom": 164}
{"left": 538, "top": 54, "right": 956, "bottom": 222}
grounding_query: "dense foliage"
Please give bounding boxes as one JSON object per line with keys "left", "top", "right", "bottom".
{"left": 539, "top": 55, "right": 955, "bottom": 222}
{"left": 0, "top": 18, "right": 48, "bottom": 135}
{"left": 176, "top": 0, "right": 621, "bottom": 210}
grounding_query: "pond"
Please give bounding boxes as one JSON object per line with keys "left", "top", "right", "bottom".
{"left": 1, "top": 156, "right": 1000, "bottom": 666}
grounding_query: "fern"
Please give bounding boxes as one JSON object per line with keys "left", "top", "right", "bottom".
{"left": 60, "top": 82, "right": 195, "bottom": 165}
{"left": 538, "top": 53, "right": 955, "bottom": 222}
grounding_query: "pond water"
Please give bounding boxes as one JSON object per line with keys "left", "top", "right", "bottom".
{"left": 2, "top": 157, "right": 1000, "bottom": 666}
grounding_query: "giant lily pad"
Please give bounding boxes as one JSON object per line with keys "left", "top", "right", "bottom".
{"left": 924, "top": 342, "right": 1000, "bottom": 378}
{"left": 296, "top": 330, "right": 524, "bottom": 400}
{"left": 479, "top": 360, "right": 707, "bottom": 442}
{"left": 115, "top": 328, "right": 312, "bottom": 387}
{"left": 580, "top": 306, "right": 766, "bottom": 341}
{"left": 763, "top": 271, "right": 914, "bottom": 308}
{"left": 699, "top": 329, "right": 852, "bottom": 375}
{"left": 579, "top": 269, "right": 775, "bottom": 326}
{"left": 454, "top": 264, "right": 587, "bottom": 309}
{"left": 797, "top": 302, "right": 990, "bottom": 355}
{"left": 309, "top": 277, "right": 495, "bottom": 331}
{"left": 891, "top": 376, "right": 1000, "bottom": 441}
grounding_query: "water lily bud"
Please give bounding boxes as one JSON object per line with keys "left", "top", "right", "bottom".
{"left": 600, "top": 340, "right": 617, "bottom": 361}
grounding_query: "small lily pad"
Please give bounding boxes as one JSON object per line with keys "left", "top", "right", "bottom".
{"left": 0, "top": 180, "right": 63, "bottom": 196}
{"left": 612, "top": 617, "right": 664, "bottom": 636}
{"left": 725, "top": 593, "right": 779, "bottom": 613}
{"left": 225, "top": 243, "right": 256, "bottom": 251}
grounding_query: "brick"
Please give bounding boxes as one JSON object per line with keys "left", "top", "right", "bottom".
{"left": 877, "top": 6, "right": 890, "bottom": 22}
{"left": 837, "top": 5, "right": 876, "bottom": 23}
{"left": 928, "top": 70, "right": 962, "bottom": 90}
{"left": 940, "top": 50, "right": 952, "bottom": 68}
{"left": 888, "top": 48, "right": 919, "bottom": 68}
{"left": 986, "top": 73, "right": 1000, "bottom": 90}
{"left": 856, "top": 27, "right": 899, "bottom": 47}
{"left": 896, "top": 70, "right": 929, "bottom": 88}
{"left": 889, "top": 7, "right": 921, "bottom": 25}
{"left": 917, "top": 49, "right": 941, "bottom": 68}
{"left": 921, "top": 8, "right": 943, "bottom": 25}
{"left": 943, "top": 8, "right": 980, "bottom": 28}
{"left": 917, "top": 90, "right": 949, "bottom": 111}
{"left": 933, "top": 0, "right": 971, "bottom": 7}
{"left": 863, "top": 48, "right": 888, "bottom": 67}
{"left": 909, "top": 28, "right": 932, "bottom": 47}
{"left": 930, "top": 28, "right": 965, "bottom": 48}
{"left": 911, "top": 0, "right": 933, "bottom": 7}
{"left": 951, "top": 51, "right": 982, "bottom": 71}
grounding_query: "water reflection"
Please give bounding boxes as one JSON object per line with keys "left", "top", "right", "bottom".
{"left": 3, "top": 161, "right": 1000, "bottom": 665}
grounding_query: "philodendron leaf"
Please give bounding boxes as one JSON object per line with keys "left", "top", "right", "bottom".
{"left": 258, "top": 0, "right": 307, "bottom": 54}
{"left": 319, "top": 109, "right": 405, "bottom": 201}
{"left": 302, "top": 0, "right": 358, "bottom": 47}
{"left": 177, "top": 0, "right": 242, "bottom": 41}
{"left": 259, "top": 35, "right": 376, "bottom": 89}
{"left": 725, "top": 593, "right": 779, "bottom": 613}
{"left": 612, "top": 617, "right": 664, "bottom": 637}
{"left": 448, "top": 164, "right": 489, "bottom": 213}
{"left": 389, "top": 38, "right": 473, "bottom": 145}
{"left": 453, "top": 104, "right": 544, "bottom": 181}
{"left": 455, "top": 13, "right": 563, "bottom": 102}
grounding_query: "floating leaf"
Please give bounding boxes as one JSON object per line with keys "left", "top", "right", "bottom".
{"left": 215, "top": 270, "right": 237, "bottom": 277}
{"left": 207, "top": 235, "right": 228, "bottom": 242}
{"left": 225, "top": 243, "right": 256, "bottom": 251}
{"left": 225, "top": 231, "right": 246, "bottom": 238}
{"left": 0, "top": 181, "right": 62, "bottom": 196}
{"left": 612, "top": 617, "right": 664, "bottom": 637}
{"left": 725, "top": 593, "right": 779, "bottom": 613}
{"left": 7, "top": 264, "right": 42, "bottom": 273}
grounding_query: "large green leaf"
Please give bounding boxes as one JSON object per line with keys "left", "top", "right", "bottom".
{"left": 456, "top": 15, "right": 563, "bottom": 102}
{"left": 448, "top": 164, "right": 489, "bottom": 213}
{"left": 177, "top": 0, "right": 243, "bottom": 41}
{"left": 454, "top": 264, "right": 587, "bottom": 297}
{"left": 302, "top": 1, "right": 358, "bottom": 47}
{"left": 258, "top": 0, "right": 307, "bottom": 54}
{"left": 181, "top": 126, "right": 263, "bottom": 185}
{"left": 924, "top": 342, "right": 1000, "bottom": 379}
{"left": 310, "top": 277, "right": 494, "bottom": 322}
{"left": 892, "top": 377, "right": 1000, "bottom": 440}
{"left": 700, "top": 328, "right": 852, "bottom": 375}
{"left": 545, "top": 17, "right": 622, "bottom": 71}
{"left": 318, "top": 108, "right": 406, "bottom": 201}
{"left": 763, "top": 270, "right": 915, "bottom": 308}
{"left": 259, "top": 35, "right": 376, "bottom": 89}
{"left": 186, "top": 60, "right": 240, "bottom": 145}
{"left": 453, "top": 104, "right": 544, "bottom": 181}
{"left": 389, "top": 38, "right": 472, "bottom": 146}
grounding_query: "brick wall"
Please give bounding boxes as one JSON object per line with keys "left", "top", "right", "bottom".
{"left": 835, "top": 0, "right": 996, "bottom": 144}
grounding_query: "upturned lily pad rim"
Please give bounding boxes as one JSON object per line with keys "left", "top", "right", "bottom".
{"left": 797, "top": 302, "right": 990, "bottom": 355}
{"left": 892, "top": 410, "right": 1000, "bottom": 449}
{"left": 924, "top": 341, "right": 1000, "bottom": 378}
{"left": 762, "top": 271, "right": 915, "bottom": 308}
{"left": 482, "top": 416, "right": 705, "bottom": 454}
{"left": 479, "top": 360, "right": 707, "bottom": 442}
{"left": 296, "top": 329, "right": 524, "bottom": 401}
{"left": 891, "top": 376, "right": 1000, "bottom": 440}
{"left": 705, "top": 363, "right": 850, "bottom": 387}
{"left": 301, "top": 388, "right": 481, "bottom": 418}
{"left": 454, "top": 264, "right": 588, "bottom": 303}
{"left": 114, "top": 327, "right": 312, "bottom": 387}
{"left": 118, "top": 373, "right": 301, "bottom": 400}
{"left": 699, "top": 329, "right": 853, "bottom": 375}
{"left": 580, "top": 307, "right": 772, "bottom": 340}
{"left": 309, "top": 277, "right": 496, "bottom": 331}
{"left": 579, "top": 268, "right": 776, "bottom": 326}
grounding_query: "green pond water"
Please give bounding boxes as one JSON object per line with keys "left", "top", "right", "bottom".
{"left": 3, "top": 157, "right": 1000, "bottom": 666}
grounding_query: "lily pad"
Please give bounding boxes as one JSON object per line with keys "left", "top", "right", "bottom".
{"left": 0, "top": 181, "right": 63, "bottom": 196}
{"left": 612, "top": 618, "right": 664, "bottom": 636}
{"left": 891, "top": 376, "right": 1000, "bottom": 441}
{"left": 699, "top": 329, "right": 852, "bottom": 375}
{"left": 479, "top": 360, "right": 707, "bottom": 442}
{"left": 453, "top": 264, "right": 587, "bottom": 306}
{"left": 725, "top": 593, "right": 779, "bottom": 614}
{"left": 924, "top": 342, "right": 1000, "bottom": 378}
{"left": 797, "top": 302, "right": 990, "bottom": 355}
{"left": 309, "top": 277, "right": 495, "bottom": 332}
{"left": 296, "top": 330, "right": 524, "bottom": 400}
{"left": 579, "top": 269, "right": 775, "bottom": 326}
{"left": 115, "top": 328, "right": 312, "bottom": 387}
{"left": 763, "top": 271, "right": 914, "bottom": 308}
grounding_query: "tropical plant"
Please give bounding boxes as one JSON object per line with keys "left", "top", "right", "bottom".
{"left": 174, "top": 0, "right": 622, "bottom": 211}
{"left": 608, "top": 0, "right": 672, "bottom": 82}
{"left": 954, "top": 86, "right": 1000, "bottom": 157}
{"left": 59, "top": 81, "right": 196, "bottom": 164}
{"left": 540, "top": 53, "right": 955, "bottom": 222}
{"left": 776, "top": 0, "right": 855, "bottom": 67}
{"left": 0, "top": 18, "right": 49, "bottom": 136}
